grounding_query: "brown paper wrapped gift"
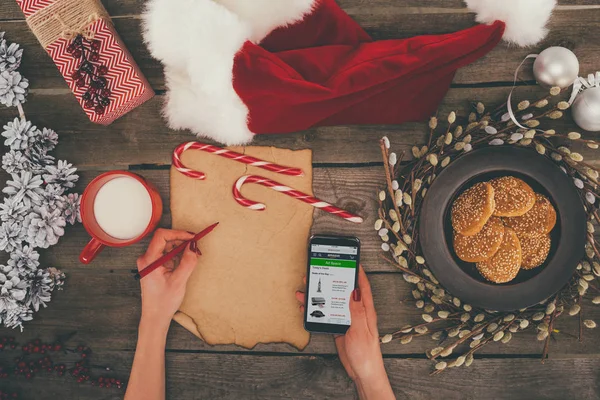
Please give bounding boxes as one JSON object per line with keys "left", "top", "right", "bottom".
{"left": 171, "top": 146, "right": 313, "bottom": 349}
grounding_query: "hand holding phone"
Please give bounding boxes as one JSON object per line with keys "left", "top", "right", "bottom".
{"left": 296, "top": 263, "right": 396, "bottom": 399}
{"left": 304, "top": 235, "right": 360, "bottom": 334}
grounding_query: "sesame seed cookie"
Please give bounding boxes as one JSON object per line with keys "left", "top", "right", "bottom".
{"left": 453, "top": 217, "right": 505, "bottom": 262}
{"left": 476, "top": 227, "right": 522, "bottom": 284}
{"left": 520, "top": 234, "right": 551, "bottom": 270}
{"left": 490, "top": 176, "right": 535, "bottom": 217}
{"left": 451, "top": 182, "right": 495, "bottom": 236}
{"left": 503, "top": 193, "right": 557, "bottom": 238}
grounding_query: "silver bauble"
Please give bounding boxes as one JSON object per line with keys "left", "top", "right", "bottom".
{"left": 533, "top": 46, "right": 579, "bottom": 89}
{"left": 572, "top": 86, "right": 600, "bottom": 132}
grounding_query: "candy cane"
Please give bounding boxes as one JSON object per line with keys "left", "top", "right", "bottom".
{"left": 233, "top": 175, "right": 364, "bottom": 224}
{"left": 172, "top": 142, "right": 304, "bottom": 180}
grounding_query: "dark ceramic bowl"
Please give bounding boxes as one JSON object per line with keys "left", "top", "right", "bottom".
{"left": 419, "top": 146, "right": 586, "bottom": 311}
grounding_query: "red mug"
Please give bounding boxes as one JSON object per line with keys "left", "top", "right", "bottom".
{"left": 79, "top": 171, "right": 163, "bottom": 264}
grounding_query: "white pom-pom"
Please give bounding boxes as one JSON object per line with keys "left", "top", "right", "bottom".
{"left": 464, "top": 0, "right": 556, "bottom": 47}
{"left": 382, "top": 136, "right": 390, "bottom": 149}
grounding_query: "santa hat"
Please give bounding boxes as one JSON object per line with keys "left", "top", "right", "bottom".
{"left": 143, "top": 0, "right": 556, "bottom": 146}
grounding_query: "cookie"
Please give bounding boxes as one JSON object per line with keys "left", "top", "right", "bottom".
{"left": 451, "top": 182, "right": 495, "bottom": 236}
{"left": 504, "top": 193, "right": 557, "bottom": 238}
{"left": 520, "top": 234, "right": 551, "bottom": 270}
{"left": 476, "top": 228, "right": 522, "bottom": 283}
{"left": 453, "top": 217, "right": 505, "bottom": 262}
{"left": 490, "top": 176, "right": 535, "bottom": 217}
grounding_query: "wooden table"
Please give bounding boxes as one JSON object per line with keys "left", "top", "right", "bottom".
{"left": 1, "top": 1, "right": 599, "bottom": 399}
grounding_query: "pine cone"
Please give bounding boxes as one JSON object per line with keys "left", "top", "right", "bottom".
{"left": 0, "top": 37, "right": 23, "bottom": 73}
{"left": 0, "top": 197, "right": 29, "bottom": 225}
{"left": 2, "top": 149, "right": 30, "bottom": 174}
{"left": 0, "top": 264, "right": 27, "bottom": 310}
{"left": 43, "top": 160, "right": 78, "bottom": 189}
{"left": 0, "top": 221, "right": 25, "bottom": 252}
{"left": 38, "top": 128, "right": 58, "bottom": 152}
{"left": 62, "top": 192, "right": 81, "bottom": 225}
{"left": 8, "top": 245, "right": 40, "bottom": 275}
{"left": 25, "top": 145, "right": 55, "bottom": 174}
{"left": 2, "top": 304, "right": 32, "bottom": 330}
{"left": 23, "top": 206, "right": 66, "bottom": 249}
{"left": 46, "top": 267, "right": 65, "bottom": 290}
{"left": 3, "top": 171, "right": 44, "bottom": 209}
{"left": 2, "top": 118, "right": 39, "bottom": 151}
{"left": 42, "top": 183, "right": 66, "bottom": 209}
{"left": 0, "top": 70, "right": 28, "bottom": 107}
{"left": 26, "top": 269, "right": 53, "bottom": 312}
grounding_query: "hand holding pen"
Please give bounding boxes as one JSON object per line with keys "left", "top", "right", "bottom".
{"left": 133, "top": 226, "right": 217, "bottom": 330}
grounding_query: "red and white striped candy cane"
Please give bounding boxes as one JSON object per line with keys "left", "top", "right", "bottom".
{"left": 172, "top": 142, "right": 304, "bottom": 180}
{"left": 233, "top": 175, "right": 364, "bottom": 224}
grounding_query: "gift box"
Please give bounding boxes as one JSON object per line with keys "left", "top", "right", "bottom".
{"left": 17, "top": 0, "right": 154, "bottom": 125}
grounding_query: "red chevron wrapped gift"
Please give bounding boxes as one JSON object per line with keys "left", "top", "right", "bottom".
{"left": 16, "top": 0, "right": 154, "bottom": 125}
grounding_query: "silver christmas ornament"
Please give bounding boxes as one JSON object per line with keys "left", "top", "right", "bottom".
{"left": 572, "top": 86, "right": 600, "bottom": 132}
{"left": 533, "top": 46, "right": 579, "bottom": 89}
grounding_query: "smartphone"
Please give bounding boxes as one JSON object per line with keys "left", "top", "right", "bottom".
{"left": 304, "top": 235, "right": 360, "bottom": 334}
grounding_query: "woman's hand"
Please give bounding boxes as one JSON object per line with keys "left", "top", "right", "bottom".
{"left": 126, "top": 229, "right": 200, "bottom": 400}
{"left": 136, "top": 229, "right": 200, "bottom": 330}
{"left": 295, "top": 266, "right": 395, "bottom": 400}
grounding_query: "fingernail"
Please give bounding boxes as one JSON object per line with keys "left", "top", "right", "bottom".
{"left": 189, "top": 241, "right": 197, "bottom": 252}
{"left": 187, "top": 231, "right": 194, "bottom": 235}
{"left": 352, "top": 288, "right": 361, "bottom": 302}
{"left": 195, "top": 248, "right": 202, "bottom": 256}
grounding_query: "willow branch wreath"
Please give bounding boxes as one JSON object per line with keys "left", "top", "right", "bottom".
{"left": 376, "top": 86, "right": 599, "bottom": 373}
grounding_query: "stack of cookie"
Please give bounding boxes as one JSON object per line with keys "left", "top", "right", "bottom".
{"left": 451, "top": 177, "right": 557, "bottom": 283}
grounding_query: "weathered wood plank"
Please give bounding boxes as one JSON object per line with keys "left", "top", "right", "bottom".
{"left": 1, "top": 9, "right": 598, "bottom": 88}
{"left": 1, "top": 86, "right": 597, "bottom": 168}
{"left": 34, "top": 156, "right": 600, "bottom": 274}
{"left": 0, "top": 0, "right": 595, "bottom": 20}
{"left": 2, "top": 268, "right": 597, "bottom": 357}
{"left": 0, "top": 350, "right": 598, "bottom": 400}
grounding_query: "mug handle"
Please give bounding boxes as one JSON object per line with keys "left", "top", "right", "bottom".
{"left": 80, "top": 238, "right": 105, "bottom": 264}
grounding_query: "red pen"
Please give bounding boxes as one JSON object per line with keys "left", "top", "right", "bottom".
{"left": 133, "top": 222, "right": 219, "bottom": 280}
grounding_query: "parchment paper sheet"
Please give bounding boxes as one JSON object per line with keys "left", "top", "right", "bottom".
{"left": 171, "top": 146, "right": 312, "bottom": 349}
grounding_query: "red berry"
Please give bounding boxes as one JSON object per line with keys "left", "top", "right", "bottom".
{"left": 95, "top": 105, "right": 105, "bottom": 115}
{"left": 97, "top": 65, "right": 109, "bottom": 76}
{"left": 76, "top": 78, "right": 86, "bottom": 88}
{"left": 53, "top": 344, "right": 61, "bottom": 351}
{"left": 91, "top": 40, "right": 101, "bottom": 50}
{"left": 17, "top": 362, "right": 25, "bottom": 368}
{"left": 101, "top": 88, "right": 111, "bottom": 97}
{"left": 84, "top": 100, "right": 95, "bottom": 109}
{"left": 72, "top": 49, "right": 82, "bottom": 58}
{"left": 89, "top": 52, "right": 100, "bottom": 62}
{"left": 32, "top": 346, "right": 39, "bottom": 353}
{"left": 66, "top": 45, "right": 75, "bottom": 54}
{"left": 98, "top": 377, "right": 104, "bottom": 382}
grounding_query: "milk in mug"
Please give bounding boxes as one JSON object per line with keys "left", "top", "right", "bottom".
{"left": 93, "top": 176, "right": 153, "bottom": 240}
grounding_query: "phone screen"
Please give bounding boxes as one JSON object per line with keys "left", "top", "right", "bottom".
{"left": 305, "top": 237, "right": 359, "bottom": 333}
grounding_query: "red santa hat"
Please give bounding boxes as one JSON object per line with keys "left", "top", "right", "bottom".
{"left": 143, "top": 0, "right": 556, "bottom": 145}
